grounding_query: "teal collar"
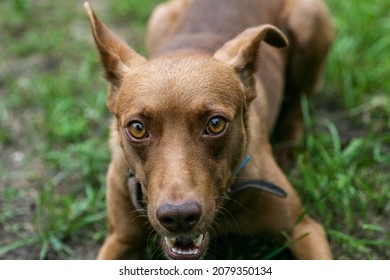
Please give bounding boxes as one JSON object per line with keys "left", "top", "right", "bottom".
{"left": 230, "top": 154, "right": 288, "bottom": 198}
{"left": 236, "top": 155, "right": 251, "bottom": 175}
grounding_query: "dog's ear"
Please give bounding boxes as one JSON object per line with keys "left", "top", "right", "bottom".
{"left": 84, "top": 2, "right": 146, "bottom": 113}
{"left": 214, "top": 24, "right": 288, "bottom": 106}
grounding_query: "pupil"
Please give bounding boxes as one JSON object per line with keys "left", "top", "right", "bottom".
{"left": 134, "top": 123, "right": 143, "bottom": 131}
{"left": 211, "top": 118, "right": 219, "bottom": 127}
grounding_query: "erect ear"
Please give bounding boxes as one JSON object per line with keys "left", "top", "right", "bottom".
{"left": 213, "top": 24, "right": 288, "bottom": 107}
{"left": 84, "top": 2, "right": 146, "bottom": 113}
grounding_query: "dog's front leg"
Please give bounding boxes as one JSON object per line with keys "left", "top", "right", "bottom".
{"left": 232, "top": 143, "right": 333, "bottom": 259}
{"left": 261, "top": 151, "right": 333, "bottom": 260}
{"left": 97, "top": 160, "right": 148, "bottom": 260}
{"left": 288, "top": 215, "right": 333, "bottom": 260}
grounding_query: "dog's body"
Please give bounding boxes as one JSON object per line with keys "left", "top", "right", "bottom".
{"left": 85, "top": 0, "right": 334, "bottom": 259}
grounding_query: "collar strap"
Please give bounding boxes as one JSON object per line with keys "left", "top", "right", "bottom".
{"left": 127, "top": 174, "right": 146, "bottom": 211}
{"left": 127, "top": 174, "right": 287, "bottom": 212}
{"left": 236, "top": 155, "right": 251, "bottom": 175}
{"left": 228, "top": 179, "right": 287, "bottom": 198}
{"left": 232, "top": 155, "right": 287, "bottom": 197}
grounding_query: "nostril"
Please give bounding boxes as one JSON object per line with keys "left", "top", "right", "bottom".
{"left": 185, "top": 212, "right": 201, "bottom": 228}
{"left": 186, "top": 215, "right": 197, "bottom": 224}
{"left": 161, "top": 217, "right": 174, "bottom": 226}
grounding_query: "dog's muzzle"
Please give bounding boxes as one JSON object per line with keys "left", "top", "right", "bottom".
{"left": 127, "top": 172, "right": 287, "bottom": 259}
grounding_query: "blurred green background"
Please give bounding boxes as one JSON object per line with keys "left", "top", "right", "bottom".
{"left": 0, "top": 0, "right": 389, "bottom": 259}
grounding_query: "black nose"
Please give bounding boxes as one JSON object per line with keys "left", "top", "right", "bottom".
{"left": 156, "top": 201, "right": 202, "bottom": 233}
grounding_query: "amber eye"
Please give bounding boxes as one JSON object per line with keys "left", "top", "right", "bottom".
{"left": 127, "top": 122, "right": 148, "bottom": 139}
{"left": 206, "top": 117, "right": 226, "bottom": 135}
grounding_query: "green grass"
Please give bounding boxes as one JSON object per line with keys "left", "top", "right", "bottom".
{"left": 292, "top": 97, "right": 389, "bottom": 258}
{"left": 325, "top": 1, "right": 390, "bottom": 108}
{"left": 0, "top": 0, "right": 114, "bottom": 259}
{"left": 0, "top": 0, "right": 388, "bottom": 259}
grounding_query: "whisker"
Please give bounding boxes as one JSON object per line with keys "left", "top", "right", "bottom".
{"left": 215, "top": 207, "right": 238, "bottom": 235}
{"left": 222, "top": 195, "right": 250, "bottom": 213}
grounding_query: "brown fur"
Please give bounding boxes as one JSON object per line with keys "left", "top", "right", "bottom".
{"left": 84, "top": 0, "right": 334, "bottom": 259}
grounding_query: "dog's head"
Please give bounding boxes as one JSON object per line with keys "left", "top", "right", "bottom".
{"left": 85, "top": 3, "right": 287, "bottom": 260}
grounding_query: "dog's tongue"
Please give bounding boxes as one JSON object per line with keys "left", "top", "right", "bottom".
{"left": 176, "top": 236, "right": 194, "bottom": 246}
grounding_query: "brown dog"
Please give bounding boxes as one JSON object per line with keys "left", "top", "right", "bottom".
{"left": 84, "top": 0, "right": 334, "bottom": 260}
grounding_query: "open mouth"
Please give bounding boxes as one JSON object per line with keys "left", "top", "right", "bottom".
{"left": 162, "top": 233, "right": 209, "bottom": 260}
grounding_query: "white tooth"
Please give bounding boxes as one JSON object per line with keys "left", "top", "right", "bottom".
{"left": 164, "top": 237, "right": 175, "bottom": 248}
{"left": 193, "top": 234, "right": 204, "bottom": 247}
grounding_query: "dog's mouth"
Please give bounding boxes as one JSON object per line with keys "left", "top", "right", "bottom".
{"left": 162, "top": 233, "right": 209, "bottom": 260}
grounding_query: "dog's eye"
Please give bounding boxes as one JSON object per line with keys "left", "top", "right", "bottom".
{"left": 127, "top": 122, "right": 148, "bottom": 139}
{"left": 206, "top": 117, "right": 226, "bottom": 135}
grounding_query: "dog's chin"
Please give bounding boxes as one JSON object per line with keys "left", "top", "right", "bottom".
{"left": 161, "top": 232, "right": 209, "bottom": 260}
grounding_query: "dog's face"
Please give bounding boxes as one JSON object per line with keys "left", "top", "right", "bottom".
{"left": 85, "top": 3, "right": 287, "bottom": 260}
{"left": 117, "top": 54, "right": 247, "bottom": 259}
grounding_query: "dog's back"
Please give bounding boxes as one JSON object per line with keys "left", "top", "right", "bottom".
{"left": 151, "top": 0, "right": 284, "bottom": 55}
{"left": 148, "top": 0, "right": 333, "bottom": 139}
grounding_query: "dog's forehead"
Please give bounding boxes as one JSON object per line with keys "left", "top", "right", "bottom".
{"left": 117, "top": 54, "right": 244, "bottom": 116}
